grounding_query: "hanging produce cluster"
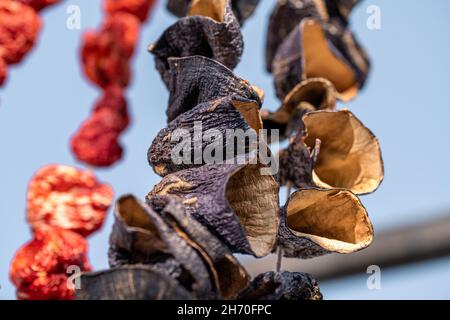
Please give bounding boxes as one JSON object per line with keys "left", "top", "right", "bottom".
{"left": 70, "top": 0, "right": 156, "bottom": 167}
{"left": 10, "top": 165, "right": 114, "bottom": 299}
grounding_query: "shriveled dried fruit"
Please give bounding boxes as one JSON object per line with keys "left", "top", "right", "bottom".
{"left": 103, "top": 0, "right": 156, "bottom": 22}
{"left": 27, "top": 165, "right": 114, "bottom": 237}
{"left": 278, "top": 188, "right": 373, "bottom": 258}
{"left": 238, "top": 271, "right": 322, "bottom": 300}
{"left": 147, "top": 156, "right": 279, "bottom": 257}
{"left": 164, "top": 56, "right": 261, "bottom": 122}
{"left": 269, "top": 0, "right": 369, "bottom": 100}
{"left": 303, "top": 109, "right": 384, "bottom": 194}
{"left": 81, "top": 12, "right": 140, "bottom": 89}
{"left": 0, "top": 0, "right": 41, "bottom": 65}
{"left": 149, "top": 195, "right": 250, "bottom": 299}
{"left": 109, "top": 195, "right": 217, "bottom": 299}
{"left": 10, "top": 226, "right": 92, "bottom": 300}
{"left": 17, "top": 0, "right": 60, "bottom": 11}
{"left": 166, "top": 0, "right": 259, "bottom": 25}
{"left": 71, "top": 86, "right": 130, "bottom": 167}
{"left": 261, "top": 78, "right": 336, "bottom": 141}
{"left": 148, "top": 95, "right": 262, "bottom": 176}
{"left": 76, "top": 266, "right": 192, "bottom": 300}
{"left": 150, "top": 0, "right": 243, "bottom": 88}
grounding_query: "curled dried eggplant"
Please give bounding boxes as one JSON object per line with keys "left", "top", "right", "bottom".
{"left": 109, "top": 195, "right": 216, "bottom": 299}
{"left": 147, "top": 157, "right": 279, "bottom": 257}
{"left": 148, "top": 95, "right": 263, "bottom": 176}
{"left": 149, "top": 195, "right": 250, "bottom": 299}
{"left": 166, "top": 0, "right": 260, "bottom": 25}
{"left": 303, "top": 109, "right": 384, "bottom": 195}
{"left": 269, "top": 0, "right": 369, "bottom": 101}
{"left": 164, "top": 56, "right": 261, "bottom": 122}
{"left": 238, "top": 271, "right": 322, "bottom": 300}
{"left": 278, "top": 188, "right": 373, "bottom": 259}
{"left": 76, "top": 266, "right": 192, "bottom": 300}
{"left": 261, "top": 78, "right": 336, "bottom": 141}
{"left": 150, "top": 0, "right": 243, "bottom": 88}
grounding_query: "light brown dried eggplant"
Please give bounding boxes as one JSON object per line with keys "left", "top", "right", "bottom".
{"left": 278, "top": 187, "right": 373, "bottom": 259}
{"left": 109, "top": 195, "right": 216, "bottom": 299}
{"left": 261, "top": 78, "right": 336, "bottom": 141}
{"left": 303, "top": 109, "right": 384, "bottom": 195}
{"left": 164, "top": 56, "right": 262, "bottom": 122}
{"left": 147, "top": 156, "right": 279, "bottom": 257}
{"left": 238, "top": 271, "right": 322, "bottom": 300}
{"left": 148, "top": 95, "right": 263, "bottom": 176}
{"left": 269, "top": 0, "right": 370, "bottom": 101}
{"left": 150, "top": 0, "right": 243, "bottom": 88}
{"left": 166, "top": 0, "right": 260, "bottom": 25}
{"left": 148, "top": 195, "right": 250, "bottom": 299}
{"left": 76, "top": 266, "right": 192, "bottom": 300}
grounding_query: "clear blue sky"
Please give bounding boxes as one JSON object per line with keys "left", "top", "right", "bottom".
{"left": 1, "top": 0, "right": 450, "bottom": 299}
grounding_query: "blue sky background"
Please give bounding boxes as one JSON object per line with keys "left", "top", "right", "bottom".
{"left": 1, "top": 0, "right": 450, "bottom": 299}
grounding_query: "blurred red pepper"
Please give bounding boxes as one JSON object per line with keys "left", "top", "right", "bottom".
{"left": 17, "top": 0, "right": 61, "bottom": 11}
{"left": 103, "top": 0, "right": 156, "bottom": 22}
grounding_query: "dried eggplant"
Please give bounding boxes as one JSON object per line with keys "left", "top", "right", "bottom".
{"left": 166, "top": 0, "right": 260, "bottom": 25}
{"left": 109, "top": 195, "right": 216, "bottom": 299}
{"left": 147, "top": 157, "right": 279, "bottom": 257}
{"left": 149, "top": 195, "right": 250, "bottom": 299}
{"left": 150, "top": 0, "right": 243, "bottom": 88}
{"left": 76, "top": 266, "right": 192, "bottom": 300}
{"left": 238, "top": 271, "right": 322, "bottom": 300}
{"left": 278, "top": 188, "right": 373, "bottom": 259}
{"left": 261, "top": 78, "right": 336, "bottom": 141}
{"left": 303, "top": 109, "right": 384, "bottom": 195}
{"left": 148, "top": 95, "right": 263, "bottom": 176}
{"left": 164, "top": 56, "right": 261, "bottom": 122}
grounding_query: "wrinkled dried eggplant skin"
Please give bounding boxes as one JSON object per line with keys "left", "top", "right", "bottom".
{"left": 266, "top": 0, "right": 321, "bottom": 72}
{"left": 109, "top": 195, "right": 216, "bottom": 299}
{"left": 149, "top": 195, "right": 250, "bottom": 299}
{"left": 238, "top": 271, "right": 322, "bottom": 300}
{"left": 151, "top": 3, "right": 243, "bottom": 88}
{"left": 147, "top": 163, "right": 279, "bottom": 257}
{"left": 325, "top": 0, "right": 360, "bottom": 26}
{"left": 165, "top": 56, "right": 261, "bottom": 122}
{"left": 148, "top": 96, "right": 261, "bottom": 176}
{"left": 76, "top": 266, "right": 193, "bottom": 300}
{"left": 166, "top": 0, "right": 260, "bottom": 24}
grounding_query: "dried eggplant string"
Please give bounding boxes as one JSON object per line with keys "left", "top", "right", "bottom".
{"left": 70, "top": 0, "right": 156, "bottom": 167}
{"left": 0, "top": 0, "right": 62, "bottom": 87}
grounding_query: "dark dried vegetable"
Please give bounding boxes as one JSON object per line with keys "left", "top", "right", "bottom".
{"left": 150, "top": 0, "right": 243, "bottom": 87}
{"left": 148, "top": 95, "right": 262, "bottom": 176}
{"left": 278, "top": 187, "right": 373, "bottom": 259}
{"left": 76, "top": 266, "right": 192, "bottom": 300}
{"left": 238, "top": 271, "right": 322, "bottom": 300}
{"left": 268, "top": 0, "right": 370, "bottom": 101}
{"left": 164, "top": 56, "right": 262, "bottom": 122}
{"left": 109, "top": 195, "right": 216, "bottom": 299}
{"left": 303, "top": 109, "right": 384, "bottom": 195}
{"left": 149, "top": 195, "right": 250, "bottom": 299}
{"left": 147, "top": 157, "right": 279, "bottom": 257}
{"left": 261, "top": 77, "right": 336, "bottom": 141}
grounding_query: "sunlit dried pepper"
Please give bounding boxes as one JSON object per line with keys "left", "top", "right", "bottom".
{"left": 104, "top": 0, "right": 156, "bottom": 22}
{"left": 71, "top": 86, "right": 130, "bottom": 167}
{"left": 0, "top": 0, "right": 41, "bottom": 65}
{"left": 10, "top": 226, "right": 92, "bottom": 300}
{"left": 81, "top": 12, "right": 140, "bottom": 89}
{"left": 17, "top": 0, "right": 60, "bottom": 11}
{"left": 27, "top": 165, "right": 114, "bottom": 237}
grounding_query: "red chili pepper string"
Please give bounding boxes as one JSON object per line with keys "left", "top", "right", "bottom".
{"left": 0, "top": 0, "right": 61, "bottom": 87}
{"left": 71, "top": 0, "right": 156, "bottom": 167}
{"left": 11, "top": 165, "right": 114, "bottom": 300}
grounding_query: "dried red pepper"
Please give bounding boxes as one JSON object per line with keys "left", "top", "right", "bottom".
{"left": 104, "top": 0, "right": 156, "bottom": 22}
{"left": 27, "top": 164, "right": 114, "bottom": 236}
{"left": 0, "top": 0, "right": 41, "bottom": 65}
{"left": 0, "top": 57, "right": 7, "bottom": 85}
{"left": 17, "top": 0, "right": 61, "bottom": 11}
{"left": 10, "top": 226, "right": 92, "bottom": 300}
